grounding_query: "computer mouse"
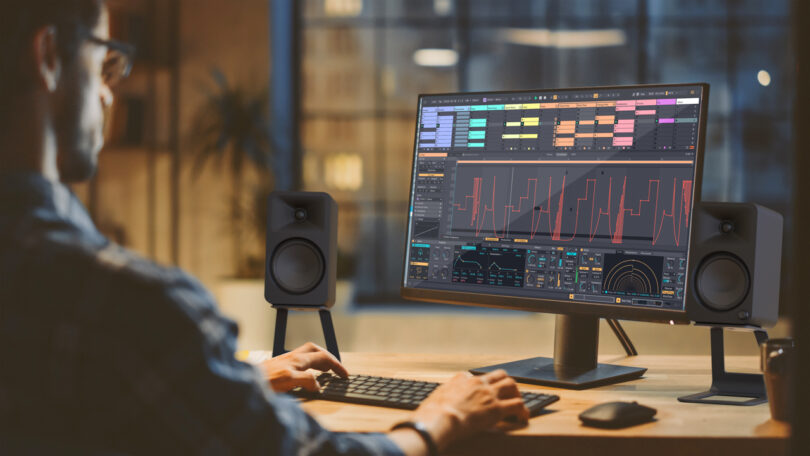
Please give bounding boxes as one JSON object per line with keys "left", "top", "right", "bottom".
{"left": 578, "top": 401, "right": 657, "bottom": 429}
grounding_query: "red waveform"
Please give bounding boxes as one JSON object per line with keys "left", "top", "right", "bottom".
{"left": 452, "top": 174, "right": 694, "bottom": 246}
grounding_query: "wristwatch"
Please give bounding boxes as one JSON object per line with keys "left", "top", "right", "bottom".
{"left": 391, "top": 420, "right": 439, "bottom": 456}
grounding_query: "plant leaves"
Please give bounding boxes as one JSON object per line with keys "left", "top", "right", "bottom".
{"left": 188, "top": 68, "right": 277, "bottom": 181}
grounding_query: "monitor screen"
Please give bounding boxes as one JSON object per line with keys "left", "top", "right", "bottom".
{"left": 401, "top": 84, "right": 708, "bottom": 322}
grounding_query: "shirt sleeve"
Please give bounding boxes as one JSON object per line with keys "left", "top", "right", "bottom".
{"left": 97, "top": 258, "right": 404, "bottom": 456}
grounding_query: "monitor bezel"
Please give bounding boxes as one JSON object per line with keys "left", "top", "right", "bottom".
{"left": 400, "top": 82, "right": 709, "bottom": 325}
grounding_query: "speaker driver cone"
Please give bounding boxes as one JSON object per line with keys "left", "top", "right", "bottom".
{"left": 272, "top": 239, "right": 324, "bottom": 294}
{"left": 695, "top": 253, "right": 750, "bottom": 311}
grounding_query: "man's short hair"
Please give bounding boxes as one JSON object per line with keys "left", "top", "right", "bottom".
{"left": 0, "top": 0, "right": 104, "bottom": 99}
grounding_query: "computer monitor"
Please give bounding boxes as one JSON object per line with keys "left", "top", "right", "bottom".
{"left": 401, "top": 83, "right": 709, "bottom": 389}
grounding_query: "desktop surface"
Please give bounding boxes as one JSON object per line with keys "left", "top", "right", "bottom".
{"left": 297, "top": 352, "right": 788, "bottom": 456}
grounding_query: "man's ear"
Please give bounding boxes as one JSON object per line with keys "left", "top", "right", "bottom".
{"left": 32, "top": 26, "right": 62, "bottom": 93}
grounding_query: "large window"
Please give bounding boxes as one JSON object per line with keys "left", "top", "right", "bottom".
{"left": 295, "top": 0, "right": 793, "bottom": 304}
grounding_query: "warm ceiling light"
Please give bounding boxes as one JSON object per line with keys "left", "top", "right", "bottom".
{"left": 757, "top": 69, "right": 771, "bottom": 87}
{"left": 413, "top": 48, "right": 458, "bottom": 67}
{"left": 501, "top": 28, "right": 627, "bottom": 49}
{"left": 434, "top": 0, "right": 452, "bottom": 15}
{"left": 324, "top": 153, "right": 363, "bottom": 191}
{"left": 324, "top": 0, "right": 362, "bottom": 17}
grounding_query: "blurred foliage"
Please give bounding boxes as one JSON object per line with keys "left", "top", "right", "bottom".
{"left": 190, "top": 69, "right": 276, "bottom": 278}
{"left": 190, "top": 69, "right": 275, "bottom": 178}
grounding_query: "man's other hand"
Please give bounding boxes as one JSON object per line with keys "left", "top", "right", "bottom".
{"left": 261, "top": 342, "right": 348, "bottom": 393}
{"left": 407, "top": 370, "right": 529, "bottom": 451}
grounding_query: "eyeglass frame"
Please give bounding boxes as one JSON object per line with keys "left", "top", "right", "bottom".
{"left": 83, "top": 32, "right": 136, "bottom": 85}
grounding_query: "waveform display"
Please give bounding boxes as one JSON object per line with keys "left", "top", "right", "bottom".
{"left": 602, "top": 253, "right": 663, "bottom": 297}
{"left": 451, "top": 161, "right": 695, "bottom": 249}
{"left": 451, "top": 245, "right": 525, "bottom": 287}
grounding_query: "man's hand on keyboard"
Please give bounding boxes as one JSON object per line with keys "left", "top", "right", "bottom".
{"left": 409, "top": 369, "right": 529, "bottom": 451}
{"left": 261, "top": 342, "right": 349, "bottom": 393}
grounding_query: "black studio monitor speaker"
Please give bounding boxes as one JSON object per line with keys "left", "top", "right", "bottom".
{"left": 265, "top": 191, "right": 338, "bottom": 308}
{"left": 686, "top": 202, "right": 783, "bottom": 328}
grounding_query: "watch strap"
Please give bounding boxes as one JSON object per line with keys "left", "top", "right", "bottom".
{"left": 391, "top": 420, "right": 439, "bottom": 456}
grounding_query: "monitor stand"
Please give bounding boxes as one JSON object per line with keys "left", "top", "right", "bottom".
{"left": 470, "top": 314, "right": 646, "bottom": 389}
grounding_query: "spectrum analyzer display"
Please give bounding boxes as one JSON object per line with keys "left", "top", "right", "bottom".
{"left": 403, "top": 85, "right": 705, "bottom": 311}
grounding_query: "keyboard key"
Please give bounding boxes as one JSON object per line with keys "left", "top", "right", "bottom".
{"left": 344, "top": 392, "right": 384, "bottom": 401}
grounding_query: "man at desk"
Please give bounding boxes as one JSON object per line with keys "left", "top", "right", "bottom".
{"left": 0, "top": 0, "right": 529, "bottom": 454}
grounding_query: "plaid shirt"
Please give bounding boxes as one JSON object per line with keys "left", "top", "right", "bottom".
{"left": 0, "top": 173, "right": 402, "bottom": 455}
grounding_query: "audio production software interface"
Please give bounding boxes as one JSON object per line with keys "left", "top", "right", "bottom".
{"left": 403, "top": 85, "right": 705, "bottom": 311}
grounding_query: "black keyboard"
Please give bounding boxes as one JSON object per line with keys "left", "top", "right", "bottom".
{"left": 293, "top": 373, "right": 559, "bottom": 417}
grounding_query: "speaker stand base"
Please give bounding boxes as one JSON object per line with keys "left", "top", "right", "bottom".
{"left": 678, "top": 327, "right": 768, "bottom": 406}
{"left": 272, "top": 306, "right": 341, "bottom": 361}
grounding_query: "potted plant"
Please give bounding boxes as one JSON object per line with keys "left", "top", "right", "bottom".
{"left": 190, "top": 69, "right": 276, "bottom": 278}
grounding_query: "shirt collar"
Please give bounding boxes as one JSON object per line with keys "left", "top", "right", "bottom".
{"left": 0, "top": 172, "right": 104, "bottom": 242}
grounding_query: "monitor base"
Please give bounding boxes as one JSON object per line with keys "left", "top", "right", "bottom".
{"left": 471, "top": 357, "right": 646, "bottom": 389}
{"left": 470, "top": 314, "right": 646, "bottom": 389}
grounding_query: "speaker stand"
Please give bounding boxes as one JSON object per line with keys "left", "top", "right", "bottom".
{"left": 272, "top": 306, "right": 341, "bottom": 361}
{"left": 678, "top": 327, "right": 768, "bottom": 406}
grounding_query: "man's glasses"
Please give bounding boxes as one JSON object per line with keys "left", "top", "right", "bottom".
{"left": 85, "top": 34, "right": 136, "bottom": 87}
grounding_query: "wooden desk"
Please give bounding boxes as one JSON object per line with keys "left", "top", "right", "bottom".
{"left": 297, "top": 353, "right": 790, "bottom": 456}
